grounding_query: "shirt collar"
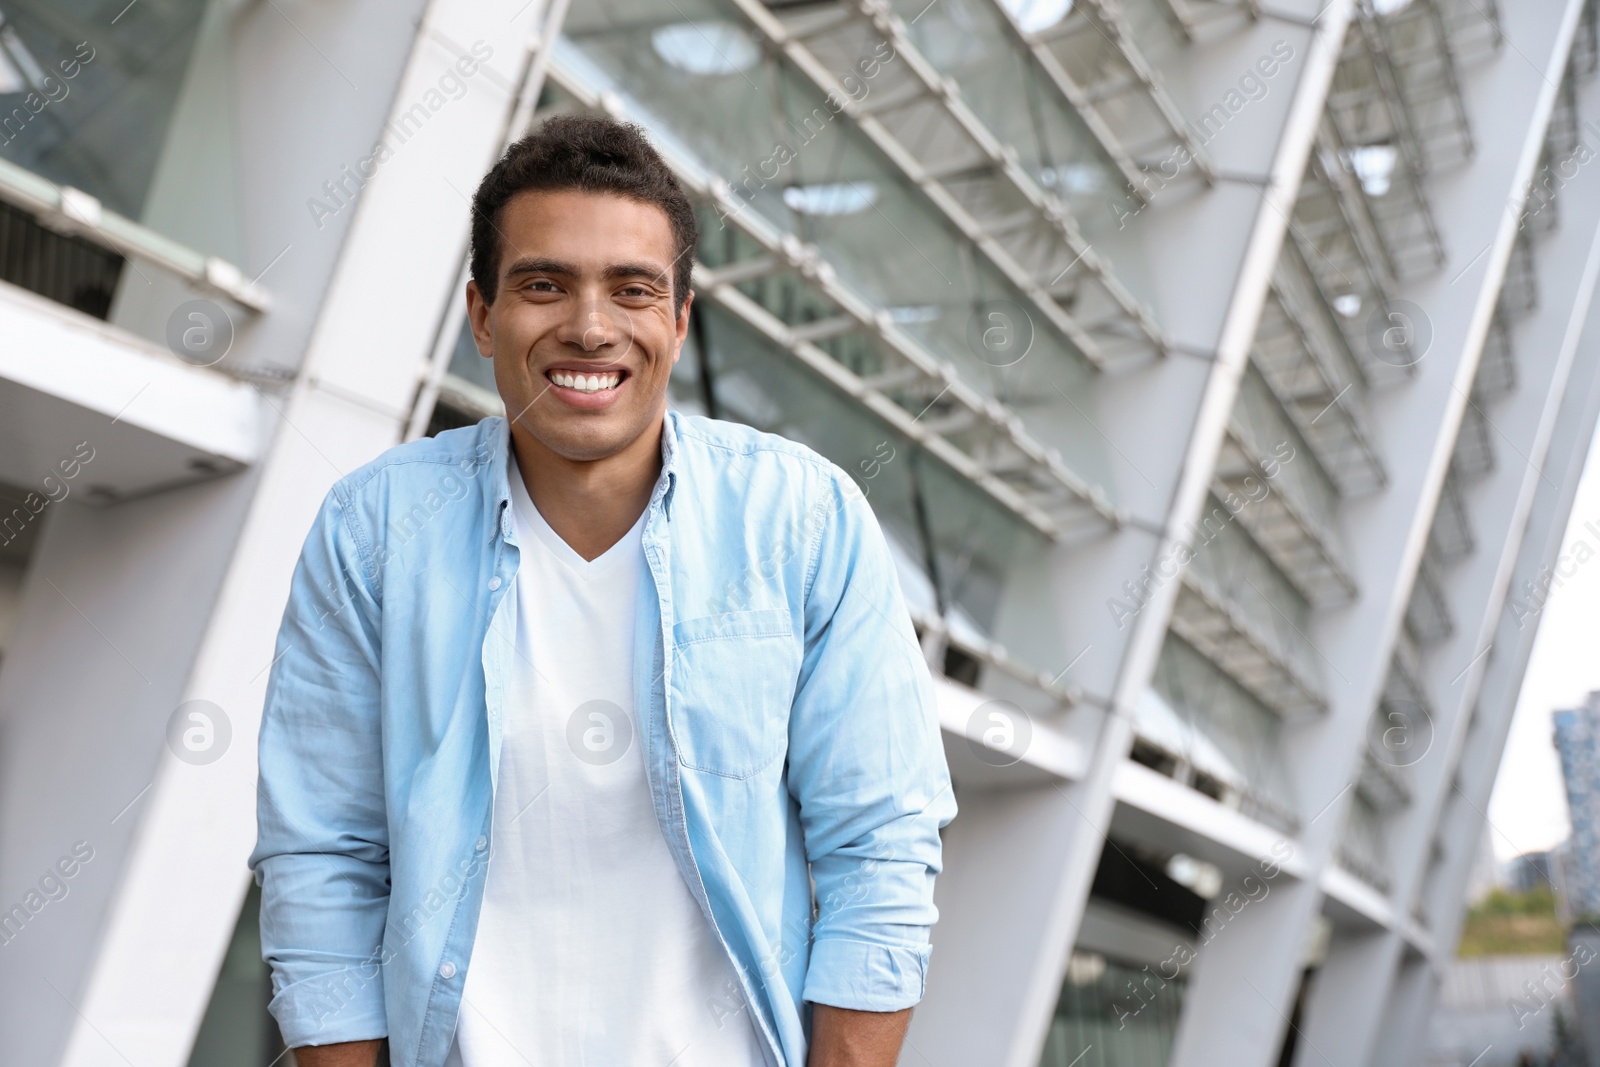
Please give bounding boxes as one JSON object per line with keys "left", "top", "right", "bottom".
{"left": 487, "top": 410, "right": 681, "bottom": 544}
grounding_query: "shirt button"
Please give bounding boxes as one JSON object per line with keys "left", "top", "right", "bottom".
{"left": 487, "top": 576, "right": 502, "bottom": 591}
{"left": 475, "top": 835, "right": 488, "bottom": 852}
{"left": 439, "top": 961, "right": 457, "bottom": 979}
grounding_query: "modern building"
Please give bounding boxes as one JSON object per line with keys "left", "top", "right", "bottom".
{"left": 1556, "top": 694, "right": 1600, "bottom": 922}
{"left": 1, "top": 0, "right": 1598, "bottom": 1065}
{"left": 1507, "top": 848, "right": 1558, "bottom": 896}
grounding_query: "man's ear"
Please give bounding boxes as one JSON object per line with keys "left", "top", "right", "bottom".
{"left": 673, "top": 289, "right": 695, "bottom": 365}
{"left": 465, "top": 279, "right": 494, "bottom": 358}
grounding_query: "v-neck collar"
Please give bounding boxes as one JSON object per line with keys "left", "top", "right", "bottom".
{"left": 506, "top": 453, "right": 647, "bottom": 576}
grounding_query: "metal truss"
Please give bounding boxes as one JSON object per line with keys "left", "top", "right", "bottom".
{"left": 1219, "top": 369, "right": 1358, "bottom": 604}
{"left": 1170, "top": 573, "right": 1327, "bottom": 719}
{"left": 546, "top": 68, "right": 1124, "bottom": 542}
{"left": 1450, "top": 402, "right": 1497, "bottom": 482}
{"left": 1427, "top": 468, "right": 1476, "bottom": 564}
{"left": 692, "top": 260, "right": 1119, "bottom": 540}
{"left": 1129, "top": 725, "right": 1300, "bottom": 837}
{"left": 1521, "top": 64, "right": 1581, "bottom": 238}
{"left": 736, "top": 0, "right": 1167, "bottom": 367}
{"left": 1150, "top": 634, "right": 1304, "bottom": 833}
{"left": 1357, "top": 747, "right": 1413, "bottom": 813}
{"left": 1523, "top": 142, "right": 1563, "bottom": 240}
{"left": 1366, "top": 0, "right": 1475, "bottom": 172}
{"left": 1436, "top": 0, "right": 1502, "bottom": 66}
{"left": 1403, "top": 548, "right": 1455, "bottom": 647}
{"left": 1471, "top": 308, "right": 1517, "bottom": 407}
{"left": 912, "top": 610, "right": 1082, "bottom": 707}
{"left": 1253, "top": 240, "right": 1388, "bottom": 498}
{"left": 1338, "top": 788, "right": 1394, "bottom": 891}
{"left": 1001, "top": 0, "right": 1215, "bottom": 182}
{"left": 1339, "top": 651, "right": 1434, "bottom": 891}
{"left": 1157, "top": 0, "right": 1261, "bottom": 44}
{"left": 1548, "top": 61, "right": 1581, "bottom": 162}
{"left": 1389, "top": 627, "right": 1433, "bottom": 719}
{"left": 1290, "top": 121, "right": 1407, "bottom": 384}
{"left": 1574, "top": 0, "right": 1600, "bottom": 79}
{"left": 1177, "top": 508, "right": 1329, "bottom": 719}
{"left": 1325, "top": 14, "right": 1447, "bottom": 279}
{"left": 1498, "top": 228, "right": 1540, "bottom": 321}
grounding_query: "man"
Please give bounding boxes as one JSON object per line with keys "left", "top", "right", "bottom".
{"left": 250, "top": 115, "right": 956, "bottom": 1067}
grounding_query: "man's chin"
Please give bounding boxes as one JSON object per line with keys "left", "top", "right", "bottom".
{"left": 509, "top": 411, "right": 661, "bottom": 465}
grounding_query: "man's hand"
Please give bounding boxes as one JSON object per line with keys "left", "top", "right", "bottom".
{"left": 807, "top": 1004, "right": 912, "bottom": 1066}
{"left": 292, "top": 1039, "right": 384, "bottom": 1066}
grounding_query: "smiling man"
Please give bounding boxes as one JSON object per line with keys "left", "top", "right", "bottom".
{"left": 250, "top": 116, "right": 956, "bottom": 1067}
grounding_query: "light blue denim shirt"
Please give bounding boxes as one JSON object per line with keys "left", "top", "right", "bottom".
{"left": 249, "top": 411, "right": 956, "bottom": 1067}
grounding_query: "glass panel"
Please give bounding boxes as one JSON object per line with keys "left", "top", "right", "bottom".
{"left": 556, "top": 3, "right": 1114, "bottom": 494}
{"left": 1185, "top": 504, "right": 1324, "bottom": 701}
{"left": 1337, "top": 788, "right": 1390, "bottom": 890}
{"left": 1039, "top": 951, "right": 1187, "bottom": 1067}
{"left": 1151, "top": 634, "right": 1298, "bottom": 831}
{"left": 692, "top": 301, "right": 1031, "bottom": 631}
{"left": 882, "top": 0, "right": 1130, "bottom": 238}
{"left": 1230, "top": 367, "right": 1343, "bottom": 533}
{"left": 0, "top": 0, "right": 210, "bottom": 220}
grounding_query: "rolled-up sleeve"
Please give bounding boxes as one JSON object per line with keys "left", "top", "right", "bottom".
{"left": 248, "top": 484, "right": 391, "bottom": 1047}
{"left": 787, "top": 474, "right": 957, "bottom": 1012}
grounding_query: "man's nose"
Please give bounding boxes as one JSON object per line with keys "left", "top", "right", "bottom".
{"left": 557, "top": 298, "right": 622, "bottom": 351}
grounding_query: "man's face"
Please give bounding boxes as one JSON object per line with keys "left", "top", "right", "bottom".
{"left": 466, "top": 189, "right": 690, "bottom": 463}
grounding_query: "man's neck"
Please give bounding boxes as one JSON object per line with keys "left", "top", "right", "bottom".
{"left": 509, "top": 414, "right": 666, "bottom": 562}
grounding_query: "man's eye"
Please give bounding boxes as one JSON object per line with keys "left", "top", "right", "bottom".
{"left": 524, "top": 280, "right": 558, "bottom": 292}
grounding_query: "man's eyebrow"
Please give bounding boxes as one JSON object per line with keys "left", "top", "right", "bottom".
{"left": 603, "top": 263, "right": 672, "bottom": 286}
{"left": 502, "top": 256, "right": 576, "bottom": 278}
{"left": 500, "top": 258, "right": 672, "bottom": 287}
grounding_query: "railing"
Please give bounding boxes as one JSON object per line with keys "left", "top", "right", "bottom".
{"left": 1253, "top": 240, "right": 1387, "bottom": 497}
{"left": 0, "top": 199, "right": 124, "bottom": 320}
{"left": 1472, "top": 309, "right": 1517, "bottom": 406}
{"left": 1221, "top": 368, "right": 1357, "bottom": 603}
{"left": 1404, "top": 549, "right": 1455, "bottom": 647}
{"left": 741, "top": 0, "right": 1167, "bottom": 367}
{"left": 1325, "top": 20, "right": 1446, "bottom": 280}
{"left": 1428, "top": 469, "right": 1476, "bottom": 563}
{"left": 1451, "top": 402, "right": 1497, "bottom": 482}
{"left": 0, "top": 155, "right": 268, "bottom": 312}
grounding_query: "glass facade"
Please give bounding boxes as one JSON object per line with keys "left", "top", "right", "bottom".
{"left": 554, "top": 3, "right": 1116, "bottom": 495}
{"left": 0, "top": 0, "right": 210, "bottom": 221}
{"left": 1041, "top": 951, "right": 1188, "bottom": 1067}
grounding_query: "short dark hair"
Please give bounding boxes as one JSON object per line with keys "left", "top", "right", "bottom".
{"left": 469, "top": 115, "right": 698, "bottom": 314}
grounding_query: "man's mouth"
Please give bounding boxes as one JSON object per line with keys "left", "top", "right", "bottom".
{"left": 546, "top": 368, "right": 626, "bottom": 395}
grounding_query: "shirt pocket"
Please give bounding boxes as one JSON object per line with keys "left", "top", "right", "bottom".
{"left": 668, "top": 608, "right": 798, "bottom": 779}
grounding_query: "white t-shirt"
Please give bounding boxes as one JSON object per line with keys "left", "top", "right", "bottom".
{"left": 445, "top": 463, "right": 768, "bottom": 1066}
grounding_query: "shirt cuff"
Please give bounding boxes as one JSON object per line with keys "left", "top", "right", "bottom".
{"left": 268, "top": 969, "right": 388, "bottom": 1049}
{"left": 802, "top": 936, "right": 931, "bottom": 1012}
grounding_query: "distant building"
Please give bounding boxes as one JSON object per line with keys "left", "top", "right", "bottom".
{"left": 1509, "top": 850, "right": 1558, "bottom": 894}
{"left": 1556, "top": 696, "right": 1600, "bottom": 921}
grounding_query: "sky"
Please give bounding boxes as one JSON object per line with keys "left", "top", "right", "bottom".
{"left": 1487, "top": 425, "right": 1600, "bottom": 862}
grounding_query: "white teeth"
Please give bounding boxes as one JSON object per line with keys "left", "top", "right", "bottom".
{"left": 551, "top": 371, "right": 620, "bottom": 393}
